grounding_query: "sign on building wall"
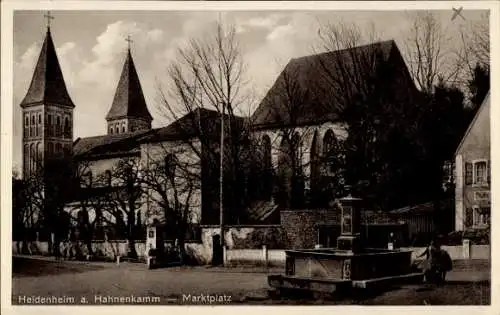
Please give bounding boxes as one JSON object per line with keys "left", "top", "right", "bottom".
{"left": 474, "top": 191, "right": 490, "bottom": 201}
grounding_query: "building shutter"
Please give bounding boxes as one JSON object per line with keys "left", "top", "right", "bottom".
{"left": 487, "top": 160, "right": 491, "bottom": 184}
{"left": 465, "top": 208, "right": 473, "bottom": 228}
{"left": 465, "top": 162, "right": 473, "bottom": 185}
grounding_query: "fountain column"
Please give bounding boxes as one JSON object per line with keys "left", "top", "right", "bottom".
{"left": 336, "top": 186, "right": 363, "bottom": 254}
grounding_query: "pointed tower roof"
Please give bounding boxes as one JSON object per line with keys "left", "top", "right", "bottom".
{"left": 106, "top": 49, "right": 153, "bottom": 122}
{"left": 21, "top": 27, "right": 75, "bottom": 108}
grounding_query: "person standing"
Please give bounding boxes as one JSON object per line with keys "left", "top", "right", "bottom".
{"left": 418, "top": 239, "right": 441, "bottom": 284}
{"left": 388, "top": 232, "right": 396, "bottom": 250}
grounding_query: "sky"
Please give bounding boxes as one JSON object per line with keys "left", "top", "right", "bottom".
{"left": 12, "top": 10, "right": 487, "bottom": 172}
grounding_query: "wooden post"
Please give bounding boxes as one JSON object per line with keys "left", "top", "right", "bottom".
{"left": 463, "top": 239, "right": 471, "bottom": 259}
{"left": 222, "top": 245, "right": 227, "bottom": 265}
{"left": 262, "top": 245, "right": 268, "bottom": 267}
{"left": 116, "top": 255, "right": 120, "bottom": 265}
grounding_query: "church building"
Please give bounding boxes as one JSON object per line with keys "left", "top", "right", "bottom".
{"left": 19, "top": 20, "right": 431, "bottom": 261}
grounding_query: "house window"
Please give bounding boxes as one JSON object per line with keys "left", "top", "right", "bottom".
{"left": 473, "top": 206, "right": 490, "bottom": 227}
{"left": 443, "top": 160, "right": 455, "bottom": 184}
{"left": 474, "top": 161, "right": 487, "bottom": 185}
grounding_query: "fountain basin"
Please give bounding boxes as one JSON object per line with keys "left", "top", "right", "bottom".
{"left": 268, "top": 247, "right": 423, "bottom": 294}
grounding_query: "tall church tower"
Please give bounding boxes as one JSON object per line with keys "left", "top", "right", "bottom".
{"left": 20, "top": 20, "right": 75, "bottom": 179}
{"left": 106, "top": 42, "right": 152, "bottom": 135}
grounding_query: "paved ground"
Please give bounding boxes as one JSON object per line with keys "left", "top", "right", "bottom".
{"left": 11, "top": 255, "right": 490, "bottom": 305}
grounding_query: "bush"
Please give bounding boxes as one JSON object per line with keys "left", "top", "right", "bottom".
{"left": 442, "top": 229, "right": 490, "bottom": 246}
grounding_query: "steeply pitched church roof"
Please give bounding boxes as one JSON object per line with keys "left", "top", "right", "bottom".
{"left": 106, "top": 49, "right": 153, "bottom": 122}
{"left": 142, "top": 108, "right": 245, "bottom": 143}
{"left": 251, "top": 40, "right": 407, "bottom": 129}
{"left": 20, "top": 28, "right": 75, "bottom": 108}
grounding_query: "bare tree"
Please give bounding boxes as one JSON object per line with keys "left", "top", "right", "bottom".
{"left": 108, "top": 158, "right": 144, "bottom": 259}
{"left": 458, "top": 12, "right": 489, "bottom": 76}
{"left": 404, "top": 11, "right": 464, "bottom": 93}
{"left": 142, "top": 145, "right": 200, "bottom": 263}
{"left": 21, "top": 158, "right": 74, "bottom": 256}
{"left": 157, "top": 20, "right": 252, "bottom": 225}
{"left": 69, "top": 161, "right": 115, "bottom": 258}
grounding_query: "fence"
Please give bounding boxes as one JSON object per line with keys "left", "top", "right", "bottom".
{"left": 223, "top": 241, "right": 490, "bottom": 267}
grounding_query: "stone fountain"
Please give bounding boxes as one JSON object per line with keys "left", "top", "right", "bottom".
{"left": 268, "top": 187, "right": 423, "bottom": 296}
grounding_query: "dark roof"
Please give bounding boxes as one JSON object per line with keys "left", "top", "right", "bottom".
{"left": 251, "top": 40, "right": 400, "bottom": 129}
{"left": 20, "top": 28, "right": 75, "bottom": 108}
{"left": 73, "top": 130, "right": 150, "bottom": 159}
{"left": 141, "top": 108, "right": 245, "bottom": 143}
{"left": 74, "top": 108, "right": 243, "bottom": 158}
{"left": 389, "top": 199, "right": 453, "bottom": 215}
{"left": 106, "top": 49, "right": 152, "bottom": 122}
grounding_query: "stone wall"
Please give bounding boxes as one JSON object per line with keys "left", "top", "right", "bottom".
{"left": 280, "top": 209, "right": 339, "bottom": 249}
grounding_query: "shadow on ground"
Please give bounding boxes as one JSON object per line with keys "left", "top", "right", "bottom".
{"left": 12, "top": 256, "right": 106, "bottom": 277}
{"left": 248, "top": 281, "right": 490, "bottom": 305}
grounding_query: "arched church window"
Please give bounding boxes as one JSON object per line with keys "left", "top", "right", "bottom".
{"left": 56, "top": 116, "right": 61, "bottom": 137}
{"left": 291, "top": 132, "right": 302, "bottom": 173}
{"left": 122, "top": 125, "right": 126, "bottom": 133}
{"left": 37, "top": 114, "right": 42, "bottom": 137}
{"left": 24, "top": 116, "right": 29, "bottom": 138}
{"left": 309, "top": 131, "right": 321, "bottom": 205}
{"left": 48, "top": 115, "right": 53, "bottom": 136}
{"left": 30, "top": 143, "right": 35, "bottom": 174}
{"left": 36, "top": 142, "right": 42, "bottom": 163}
{"left": 31, "top": 115, "right": 35, "bottom": 138}
{"left": 64, "top": 117, "right": 70, "bottom": 138}
{"left": 24, "top": 145, "right": 29, "bottom": 176}
{"left": 322, "top": 129, "right": 337, "bottom": 173}
{"left": 261, "top": 135, "right": 273, "bottom": 200}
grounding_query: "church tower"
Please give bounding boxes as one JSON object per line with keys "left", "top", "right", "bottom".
{"left": 20, "top": 19, "right": 75, "bottom": 179}
{"left": 106, "top": 41, "right": 152, "bottom": 135}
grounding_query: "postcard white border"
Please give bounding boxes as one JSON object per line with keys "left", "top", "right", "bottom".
{"left": 1, "top": 1, "right": 498, "bottom": 315}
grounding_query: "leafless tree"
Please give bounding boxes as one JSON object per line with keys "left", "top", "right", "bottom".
{"left": 68, "top": 161, "right": 116, "bottom": 258}
{"left": 142, "top": 145, "right": 200, "bottom": 263}
{"left": 458, "top": 12, "right": 489, "bottom": 75}
{"left": 157, "top": 20, "right": 253, "bottom": 225}
{"left": 404, "top": 11, "right": 464, "bottom": 93}
{"left": 108, "top": 158, "right": 145, "bottom": 259}
{"left": 20, "top": 158, "right": 74, "bottom": 256}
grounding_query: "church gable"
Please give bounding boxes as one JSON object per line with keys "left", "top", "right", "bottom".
{"left": 252, "top": 40, "right": 415, "bottom": 129}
